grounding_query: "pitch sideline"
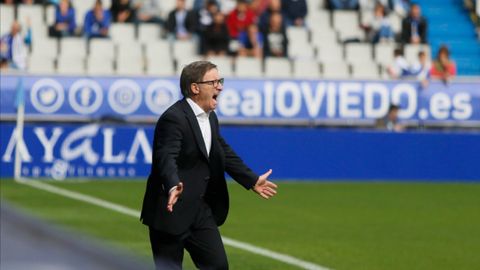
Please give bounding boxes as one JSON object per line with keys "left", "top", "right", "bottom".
{"left": 17, "top": 178, "right": 330, "bottom": 270}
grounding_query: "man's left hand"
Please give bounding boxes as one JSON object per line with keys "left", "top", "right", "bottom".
{"left": 253, "top": 169, "right": 277, "bottom": 199}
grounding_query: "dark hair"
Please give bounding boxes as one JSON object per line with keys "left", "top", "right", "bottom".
{"left": 437, "top": 45, "right": 450, "bottom": 59}
{"left": 179, "top": 61, "right": 217, "bottom": 97}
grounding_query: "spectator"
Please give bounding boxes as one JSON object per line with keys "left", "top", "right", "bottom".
{"left": 281, "top": 0, "right": 307, "bottom": 26}
{"left": 387, "top": 48, "right": 410, "bottom": 79}
{"left": 218, "top": 0, "right": 237, "bottom": 14}
{"left": 328, "top": 0, "right": 359, "bottom": 10}
{"left": 165, "top": 0, "right": 198, "bottom": 40}
{"left": 375, "top": 104, "right": 404, "bottom": 132}
{"left": 203, "top": 12, "right": 230, "bottom": 56}
{"left": 410, "top": 50, "right": 431, "bottom": 88}
{"left": 49, "top": 0, "right": 77, "bottom": 37}
{"left": 84, "top": 0, "right": 111, "bottom": 39}
{"left": 259, "top": 0, "right": 282, "bottom": 32}
{"left": 0, "top": 20, "right": 31, "bottom": 70}
{"left": 133, "top": 0, "right": 164, "bottom": 24}
{"left": 196, "top": 0, "right": 220, "bottom": 32}
{"left": 226, "top": 0, "right": 256, "bottom": 40}
{"left": 401, "top": 4, "right": 427, "bottom": 44}
{"left": 110, "top": 0, "right": 136, "bottom": 23}
{"left": 364, "top": 3, "right": 394, "bottom": 43}
{"left": 251, "top": 0, "right": 271, "bottom": 15}
{"left": 430, "top": 45, "right": 456, "bottom": 82}
{"left": 262, "top": 12, "right": 288, "bottom": 57}
{"left": 238, "top": 23, "right": 263, "bottom": 58}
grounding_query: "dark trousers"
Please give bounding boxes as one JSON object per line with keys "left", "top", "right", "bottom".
{"left": 149, "top": 202, "right": 228, "bottom": 270}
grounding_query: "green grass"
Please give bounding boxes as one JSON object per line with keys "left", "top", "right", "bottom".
{"left": 1, "top": 179, "right": 480, "bottom": 270}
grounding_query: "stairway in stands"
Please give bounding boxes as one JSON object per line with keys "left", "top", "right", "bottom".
{"left": 416, "top": 0, "right": 480, "bottom": 76}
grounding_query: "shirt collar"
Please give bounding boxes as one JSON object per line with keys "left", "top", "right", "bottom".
{"left": 186, "top": 98, "right": 210, "bottom": 118}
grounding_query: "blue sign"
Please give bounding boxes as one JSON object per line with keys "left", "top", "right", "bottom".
{"left": 1, "top": 75, "right": 479, "bottom": 124}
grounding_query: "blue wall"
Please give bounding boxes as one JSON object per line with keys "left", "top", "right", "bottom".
{"left": 222, "top": 127, "right": 480, "bottom": 181}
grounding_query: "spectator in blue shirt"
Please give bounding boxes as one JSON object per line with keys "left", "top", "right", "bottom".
{"left": 0, "top": 20, "right": 31, "bottom": 70}
{"left": 84, "top": 0, "right": 111, "bottom": 39}
{"left": 281, "top": 0, "right": 307, "bottom": 26}
{"left": 49, "top": 0, "right": 77, "bottom": 37}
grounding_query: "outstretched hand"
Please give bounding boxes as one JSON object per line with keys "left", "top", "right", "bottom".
{"left": 253, "top": 169, "right": 277, "bottom": 199}
{"left": 167, "top": 182, "right": 183, "bottom": 212}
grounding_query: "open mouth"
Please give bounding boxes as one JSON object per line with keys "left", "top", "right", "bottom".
{"left": 213, "top": 94, "right": 218, "bottom": 100}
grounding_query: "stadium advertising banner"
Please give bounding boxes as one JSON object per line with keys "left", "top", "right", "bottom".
{"left": 1, "top": 74, "right": 479, "bottom": 124}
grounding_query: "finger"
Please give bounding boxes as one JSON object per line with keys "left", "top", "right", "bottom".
{"left": 259, "top": 192, "right": 269, "bottom": 199}
{"left": 261, "top": 169, "right": 273, "bottom": 179}
{"left": 177, "top": 182, "right": 184, "bottom": 193}
{"left": 266, "top": 187, "right": 277, "bottom": 195}
{"left": 266, "top": 181, "right": 278, "bottom": 189}
{"left": 262, "top": 189, "right": 274, "bottom": 198}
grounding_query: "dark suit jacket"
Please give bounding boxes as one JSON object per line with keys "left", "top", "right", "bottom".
{"left": 401, "top": 16, "right": 428, "bottom": 44}
{"left": 141, "top": 99, "right": 258, "bottom": 235}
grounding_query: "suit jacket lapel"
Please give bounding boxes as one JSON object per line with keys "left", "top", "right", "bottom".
{"left": 181, "top": 99, "right": 209, "bottom": 160}
{"left": 209, "top": 113, "right": 218, "bottom": 157}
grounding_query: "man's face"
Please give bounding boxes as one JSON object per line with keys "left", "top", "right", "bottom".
{"left": 411, "top": 5, "right": 420, "bottom": 19}
{"left": 192, "top": 68, "right": 223, "bottom": 112}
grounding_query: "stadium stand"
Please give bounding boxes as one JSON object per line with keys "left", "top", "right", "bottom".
{"left": 0, "top": 0, "right": 478, "bottom": 78}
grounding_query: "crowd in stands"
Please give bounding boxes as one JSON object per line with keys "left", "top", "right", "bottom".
{"left": 0, "top": 0, "right": 468, "bottom": 83}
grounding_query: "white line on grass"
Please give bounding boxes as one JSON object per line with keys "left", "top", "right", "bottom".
{"left": 17, "top": 178, "right": 330, "bottom": 270}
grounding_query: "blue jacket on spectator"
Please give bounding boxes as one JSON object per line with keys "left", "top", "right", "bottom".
{"left": 55, "top": 5, "right": 76, "bottom": 35}
{"left": 84, "top": 9, "right": 111, "bottom": 38}
{"left": 281, "top": 0, "right": 308, "bottom": 26}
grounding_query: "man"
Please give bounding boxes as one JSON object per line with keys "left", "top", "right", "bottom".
{"left": 401, "top": 4, "right": 428, "bottom": 44}
{"left": 84, "top": 0, "right": 112, "bottom": 39}
{"left": 140, "top": 61, "right": 277, "bottom": 269}
{"left": 375, "top": 104, "right": 404, "bottom": 132}
{"left": 0, "top": 20, "right": 31, "bottom": 70}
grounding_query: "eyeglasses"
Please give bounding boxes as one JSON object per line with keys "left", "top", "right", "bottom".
{"left": 195, "top": 78, "right": 224, "bottom": 87}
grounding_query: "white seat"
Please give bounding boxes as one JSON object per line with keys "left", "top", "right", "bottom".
{"left": 286, "top": 26, "right": 309, "bottom": 44}
{"left": 57, "top": 57, "right": 85, "bottom": 75}
{"left": 172, "top": 40, "right": 198, "bottom": 61}
{"left": 45, "top": 4, "right": 56, "bottom": 26}
{"left": 310, "top": 29, "right": 338, "bottom": 48}
{"left": 145, "top": 40, "right": 172, "bottom": 62}
{"left": 316, "top": 44, "right": 343, "bottom": 63}
{"left": 293, "top": 59, "right": 321, "bottom": 79}
{"left": 86, "top": 57, "right": 114, "bottom": 75}
{"left": 60, "top": 38, "right": 88, "bottom": 58}
{"left": 305, "top": 10, "right": 330, "bottom": 30}
{"left": 17, "top": 5, "right": 44, "bottom": 28}
{"left": 388, "top": 13, "right": 402, "bottom": 34}
{"left": 206, "top": 56, "right": 234, "bottom": 77}
{"left": 117, "top": 42, "right": 144, "bottom": 59}
{"left": 116, "top": 55, "right": 144, "bottom": 76}
{"left": 234, "top": 57, "right": 263, "bottom": 78}
{"left": 264, "top": 57, "right": 291, "bottom": 78}
{"left": 89, "top": 39, "right": 115, "bottom": 60}
{"left": 28, "top": 55, "right": 55, "bottom": 74}
{"left": 72, "top": 0, "right": 96, "bottom": 26}
{"left": 146, "top": 58, "right": 175, "bottom": 76}
{"left": 404, "top": 44, "right": 431, "bottom": 64}
{"left": 0, "top": 4, "right": 15, "bottom": 36}
{"left": 138, "top": 23, "right": 162, "bottom": 43}
{"left": 322, "top": 61, "right": 350, "bottom": 79}
{"left": 374, "top": 43, "right": 396, "bottom": 67}
{"left": 345, "top": 43, "right": 373, "bottom": 64}
{"left": 30, "top": 39, "right": 58, "bottom": 59}
{"left": 332, "top": 10, "right": 364, "bottom": 41}
{"left": 350, "top": 62, "right": 379, "bottom": 80}
{"left": 288, "top": 43, "right": 315, "bottom": 60}
{"left": 110, "top": 23, "right": 136, "bottom": 44}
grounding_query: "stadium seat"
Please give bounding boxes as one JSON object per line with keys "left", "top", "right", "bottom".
{"left": 30, "top": 38, "right": 58, "bottom": 59}
{"left": 234, "top": 57, "right": 263, "bottom": 78}
{"left": 264, "top": 57, "right": 291, "bottom": 78}
{"left": 117, "top": 42, "right": 144, "bottom": 60}
{"left": 350, "top": 62, "right": 380, "bottom": 80}
{"left": 0, "top": 4, "right": 15, "bottom": 36}
{"left": 374, "top": 43, "right": 396, "bottom": 67}
{"left": 404, "top": 44, "right": 431, "bottom": 64}
{"left": 138, "top": 24, "right": 162, "bottom": 43}
{"left": 333, "top": 11, "right": 364, "bottom": 42}
{"left": 388, "top": 13, "right": 402, "bottom": 34}
{"left": 316, "top": 44, "right": 343, "bottom": 64}
{"left": 206, "top": 56, "right": 234, "bottom": 77}
{"left": 293, "top": 59, "right": 321, "bottom": 79}
{"left": 288, "top": 42, "right": 316, "bottom": 60}
{"left": 45, "top": 4, "right": 56, "bottom": 26}
{"left": 28, "top": 55, "right": 55, "bottom": 74}
{"left": 310, "top": 29, "right": 338, "bottom": 48}
{"left": 59, "top": 38, "right": 88, "bottom": 59}
{"left": 286, "top": 26, "right": 310, "bottom": 45}
{"left": 116, "top": 55, "right": 144, "bottom": 76}
{"left": 305, "top": 10, "right": 331, "bottom": 32}
{"left": 322, "top": 62, "right": 350, "bottom": 79}
{"left": 110, "top": 23, "right": 136, "bottom": 44}
{"left": 57, "top": 57, "right": 86, "bottom": 75}
{"left": 345, "top": 43, "right": 373, "bottom": 64}
{"left": 172, "top": 40, "right": 198, "bottom": 61}
{"left": 17, "top": 4, "right": 44, "bottom": 29}
{"left": 86, "top": 57, "right": 114, "bottom": 75}
{"left": 145, "top": 40, "right": 172, "bottom": 63}
{"left": 145, "top": 58, "right": 175, "bottom": 76}
{"left": 72, "top": 0, "right": 97, "bottom": 26}
{"left": 89, "top": 39, "right": 115, "bottom": 60}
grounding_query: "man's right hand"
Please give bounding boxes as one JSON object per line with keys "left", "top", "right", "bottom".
{"left": 167, "top": 182, "right": 183, "bottom": 212}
